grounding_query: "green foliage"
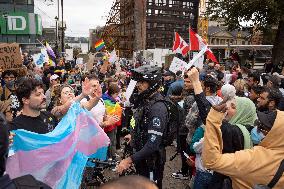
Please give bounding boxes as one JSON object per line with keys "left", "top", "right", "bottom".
{"left": 206, "top": 0, "right": 284, "bottom": 31}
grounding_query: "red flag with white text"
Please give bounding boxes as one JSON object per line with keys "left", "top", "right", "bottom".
{"left": 189, "top": 28, "right": 218, "bottom": 63}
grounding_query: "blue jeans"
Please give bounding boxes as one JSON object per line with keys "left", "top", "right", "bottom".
{"left": 194, "top": 170, "right": 213, "bottom": 189}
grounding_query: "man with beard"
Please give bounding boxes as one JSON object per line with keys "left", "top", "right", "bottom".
{"left": 171, "top": 74, "right": 195, "bottom": 180}
{"left": 246, "top": 72, "right": 260, "bottom": 91}
{"left": 257, "top": 87, "right": 282, "bottom": 112}
{"left": 9, "top": 78, "right": 58, "bottom": 134}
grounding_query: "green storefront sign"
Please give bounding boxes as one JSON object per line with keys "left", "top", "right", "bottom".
{"left": 0, "top": 12, "right": 42, "bottom": 35}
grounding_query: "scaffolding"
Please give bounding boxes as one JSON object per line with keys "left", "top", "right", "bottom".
{"left": 102, "top": 0, "right": 199, "bottom": 58}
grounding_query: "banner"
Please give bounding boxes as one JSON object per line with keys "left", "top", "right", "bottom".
{"left": 169, "top": 57, "right": 188, "bottom": 74}
{"left": 6, "top": 102, "right": 109, "bottom": 189}
{"left": 0, "top": 43, "right": 22, "bottom": 71}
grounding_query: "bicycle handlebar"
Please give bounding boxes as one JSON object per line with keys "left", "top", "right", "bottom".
{"left": 91, "top": 159, "right": 117, "bottom": 167}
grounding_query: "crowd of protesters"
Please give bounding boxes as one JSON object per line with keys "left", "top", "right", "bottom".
{"left": 0, "top": 50, "right": 284, "bottom": 189}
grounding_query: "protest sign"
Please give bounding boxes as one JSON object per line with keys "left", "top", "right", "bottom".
{"left": 169, "top": 57, "right": 188, "bottom": 74}
{"left": 125, "top": 79, "right": 137, "bottom": 102}
{"left": 65, "top": 49, "right": 73, "bottom": 61}
{"left": 187, "top": 46, "right": 207, "bottom": 70}
{"left": 0, "top": 43, "right": 22, "bottom": 71}
{"left": 76, "top": 57, "right": 84, "bottom": 64}
{"left": 192, "top": 52, "right": 204, "bottom": 70}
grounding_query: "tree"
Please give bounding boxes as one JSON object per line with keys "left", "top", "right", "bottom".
{"left": 206, "top": 0, "right": 284, "bottom": 66}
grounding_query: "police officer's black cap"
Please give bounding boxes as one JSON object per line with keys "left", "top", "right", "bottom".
{"left": 131, "top": 65, "right": 162, "bottom": 82}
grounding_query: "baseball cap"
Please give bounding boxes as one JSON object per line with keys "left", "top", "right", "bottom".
{"left": 50, "top": 74, "right": 59, "bottom": 82}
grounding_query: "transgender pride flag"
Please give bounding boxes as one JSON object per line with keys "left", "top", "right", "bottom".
{"left": 6, "top": 102, "right": 109, "bottom": 189}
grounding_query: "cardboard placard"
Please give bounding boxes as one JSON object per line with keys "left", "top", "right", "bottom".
{"left": 0, "top": 43, "right": 22, "bottom": 71}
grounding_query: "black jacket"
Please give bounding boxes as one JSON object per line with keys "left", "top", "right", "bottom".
{"left": 0, "top": 174, "right": 51, "bottom": 189}
{"left": 131, "top": 92, "right": 169, "bottom": 163}
{"left": 194, "top": 92, "right": 244, "bottom": 189}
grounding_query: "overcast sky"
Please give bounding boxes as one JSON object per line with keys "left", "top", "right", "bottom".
{"left": 35, "top": 0, "right": 114, "bottom": 37}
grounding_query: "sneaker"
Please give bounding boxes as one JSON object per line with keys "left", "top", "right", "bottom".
{"left": 171, "top": 171, "right": 189, "bottom": 180}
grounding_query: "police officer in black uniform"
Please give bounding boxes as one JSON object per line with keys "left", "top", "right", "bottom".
{"left": 117, "top": 65, "right": 169, "bottom": 189}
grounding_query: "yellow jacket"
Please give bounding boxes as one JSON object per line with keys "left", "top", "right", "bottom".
{"left": 202, "top": 109, "right": 284, "bottom": 189}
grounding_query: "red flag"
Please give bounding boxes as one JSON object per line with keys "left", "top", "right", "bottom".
{"left": 189, "top": 28, "right": 218, "bottom": 63}
{"left": 189, "top": 28, "right": 200, "bottom": 51}
{"left": 206, "top": 49, "right": 218, "bottom": 64}
{"left": 172, "top": 32, "right": 189, "bottom": 56}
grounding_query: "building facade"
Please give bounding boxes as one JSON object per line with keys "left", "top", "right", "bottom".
{"left": 102, "top": 0, "right": 199, "bottom": 58}
{"left": 208, "top": 26, "right": 251, "bottom": 46}
{"left": 0, "top": 0, "right": 42, "bottom": 51}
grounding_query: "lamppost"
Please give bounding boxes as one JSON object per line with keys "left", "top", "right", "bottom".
{"left": 55, "top": 16, "right": 58, "bottom": 46}
{"left": 61, "top": 0, "right": 64, "bottom": 53}
{"left": 189, "top": 12, "right": 195, "bottom": 31}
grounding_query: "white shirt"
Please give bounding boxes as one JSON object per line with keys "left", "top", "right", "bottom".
{"left": 81, "top": 97, "right": 106, "bottom": 124}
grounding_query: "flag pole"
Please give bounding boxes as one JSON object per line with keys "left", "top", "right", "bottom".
{"left": 36, "top": 39, "right": 45, "bottom": 48}
{"left": 188, "top": 25, "right": 191, "bottom": 65}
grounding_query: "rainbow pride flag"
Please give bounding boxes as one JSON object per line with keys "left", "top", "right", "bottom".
{"left": 95, "top": 39, "right": 105, "bottom": 51}
{"left": 6, "top": 102, "right": 109, "bottom": 189}
{"left": 102, "top": 93, "right": 122, "bottom": 132}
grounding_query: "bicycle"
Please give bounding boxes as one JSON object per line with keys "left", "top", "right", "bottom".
{"left": 80, "top": 159, "right": 117, "bottom": 189}
{"left": 80, "top": 129, "right": 136, "bottom": 188}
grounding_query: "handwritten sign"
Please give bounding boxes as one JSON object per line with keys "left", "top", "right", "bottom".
{"left": 0, "top": 43, "right": 22, "bottom": 71}
{"left": 169, "top": 57, "right": 188, "bottom": 74}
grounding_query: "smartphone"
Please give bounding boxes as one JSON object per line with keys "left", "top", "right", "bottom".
{"left": 183, "top": 151, "right": 190, "bottom": 159}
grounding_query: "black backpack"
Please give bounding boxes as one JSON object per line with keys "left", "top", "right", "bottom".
{"left": 149, "top": 97, "right": 183, "bottom": 147}
{"left": 12, "top": 175, "right": 51, "bottom": 189}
